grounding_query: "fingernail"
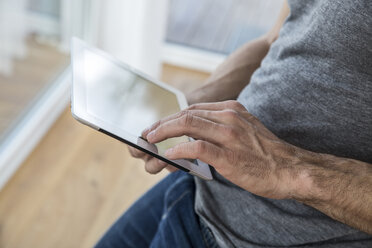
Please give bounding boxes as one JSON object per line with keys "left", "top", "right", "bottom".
{"left": 164, "top": 148, "right": 173, "bottom": 157}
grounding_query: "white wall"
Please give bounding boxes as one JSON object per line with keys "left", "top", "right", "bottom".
{"left": 98, "top": 0, "right": 169, "bottom": 78}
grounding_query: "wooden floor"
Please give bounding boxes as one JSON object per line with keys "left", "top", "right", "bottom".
{"left": 0, "top": 64, "right": 210, "bottom": 248}
{"left": 0, "top": 35, "right": 68, "bottom": 140}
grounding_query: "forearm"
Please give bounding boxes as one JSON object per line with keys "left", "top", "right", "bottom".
{"left": 186, "top": 36, "right": 271, "bottom": 105}
{"left": 186, "top": 1, "right": 290, "bottom": 105}
{"left": 290, "top": 148, "right": 372, "bottom": 234}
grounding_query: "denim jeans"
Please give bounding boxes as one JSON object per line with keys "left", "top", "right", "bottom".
{"left": 95, "top": 171, "right": 219, "bottom": 248}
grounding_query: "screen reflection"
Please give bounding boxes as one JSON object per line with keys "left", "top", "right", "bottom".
{"left": 83, "top": 49, "right": 189, "bottom": 156}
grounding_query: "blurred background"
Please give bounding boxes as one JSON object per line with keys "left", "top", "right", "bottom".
{"left": 0, "top": 0, "right": 282, "bottom": 247}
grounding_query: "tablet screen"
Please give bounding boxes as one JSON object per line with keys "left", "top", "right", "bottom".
{"left": 82, "top": 48, "right": 189, "bottom": 156}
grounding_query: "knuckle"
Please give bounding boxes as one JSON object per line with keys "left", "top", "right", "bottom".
{"left": 180, "top": 111, "right": 194, "bottom": 127}
{"left": 247, "top": 113, "right": 259, "bottom": 123}
{"left": 226, "top": 100, "right": 245, "bottom": 111}
{"left": 187, "top": 103, "right": 199, "bottom": 110}
{"left": 179, "top": 110, "right": 189, "bottom": 117}
{"left": 194, "top": 140, "right": 207, "bottom": 154}
{"left": 221, "top": 109, "right": 239, "bottom": 120}
{"left": 176, "top": 110, "right": 186, "bottom": 119}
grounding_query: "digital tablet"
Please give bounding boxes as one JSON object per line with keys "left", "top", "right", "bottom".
{"left": 71, "top": 38, "right": 213, "bottom": 180}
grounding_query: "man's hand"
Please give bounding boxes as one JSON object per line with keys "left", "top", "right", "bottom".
{"left": 142, "top": 100, "right": 298, "bottom": 199}
{"left": 141, "top": 100, "right": 372, "bottom": 234}
{"left": 127, "top": 147, "right": 178, "bottom": 174}
{"left": 127, "top": 0, "right": 291, "bottom": 178}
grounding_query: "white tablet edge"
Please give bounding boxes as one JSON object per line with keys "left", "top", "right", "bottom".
{"left": 71, "top": 37, "right": 213, "bottom": 180}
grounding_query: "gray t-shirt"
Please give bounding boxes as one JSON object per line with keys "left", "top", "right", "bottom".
{"left": 194, "top": 0, "right": 372, "bottom": 247}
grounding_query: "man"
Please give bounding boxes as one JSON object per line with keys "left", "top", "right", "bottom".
{"left": 96, "top": 0, "right": 372, "bottom": 247}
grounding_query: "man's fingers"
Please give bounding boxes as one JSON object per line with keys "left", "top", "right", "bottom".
{"left": 185, "top": 109, "right": 245, "bottom": 126}
{"left": 165, "top": 165, "right": 178, "bottom": 172}
{"left": 188, "top": 101, "right": 260, "bottom": 128}
{"left": 128, "top": 145, "right": 178, "bottom": 174}
{"left": 146, "top": 114, "right": 228, "bottom": 145}
{"left": 164, "top": 140, "right": 224, "bottom": 168}
{"left": 142, "top": 108, "right": 200, "bottom": 138}
{"left": 144, "top": 158, "right": 168, "bottom": 174}
{"left": 188, "top": 107, "right": 262, "bottom": 132}
{"left": 128, "top": 146, "right": 147, "bottom": 158}
{"left": 142, "top": 100, "right": 247, "bottom": 137}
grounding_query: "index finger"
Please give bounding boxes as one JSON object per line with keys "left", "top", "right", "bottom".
{"left": 146, "top": 114, "right": 228, "bottom": 145}
{"left": 142, "top": 100, "right": 246, "bottom": 137}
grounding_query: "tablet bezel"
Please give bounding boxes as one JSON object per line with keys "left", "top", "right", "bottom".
{"left": 71, "top": 37, "right": 213, "bottom": 180}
